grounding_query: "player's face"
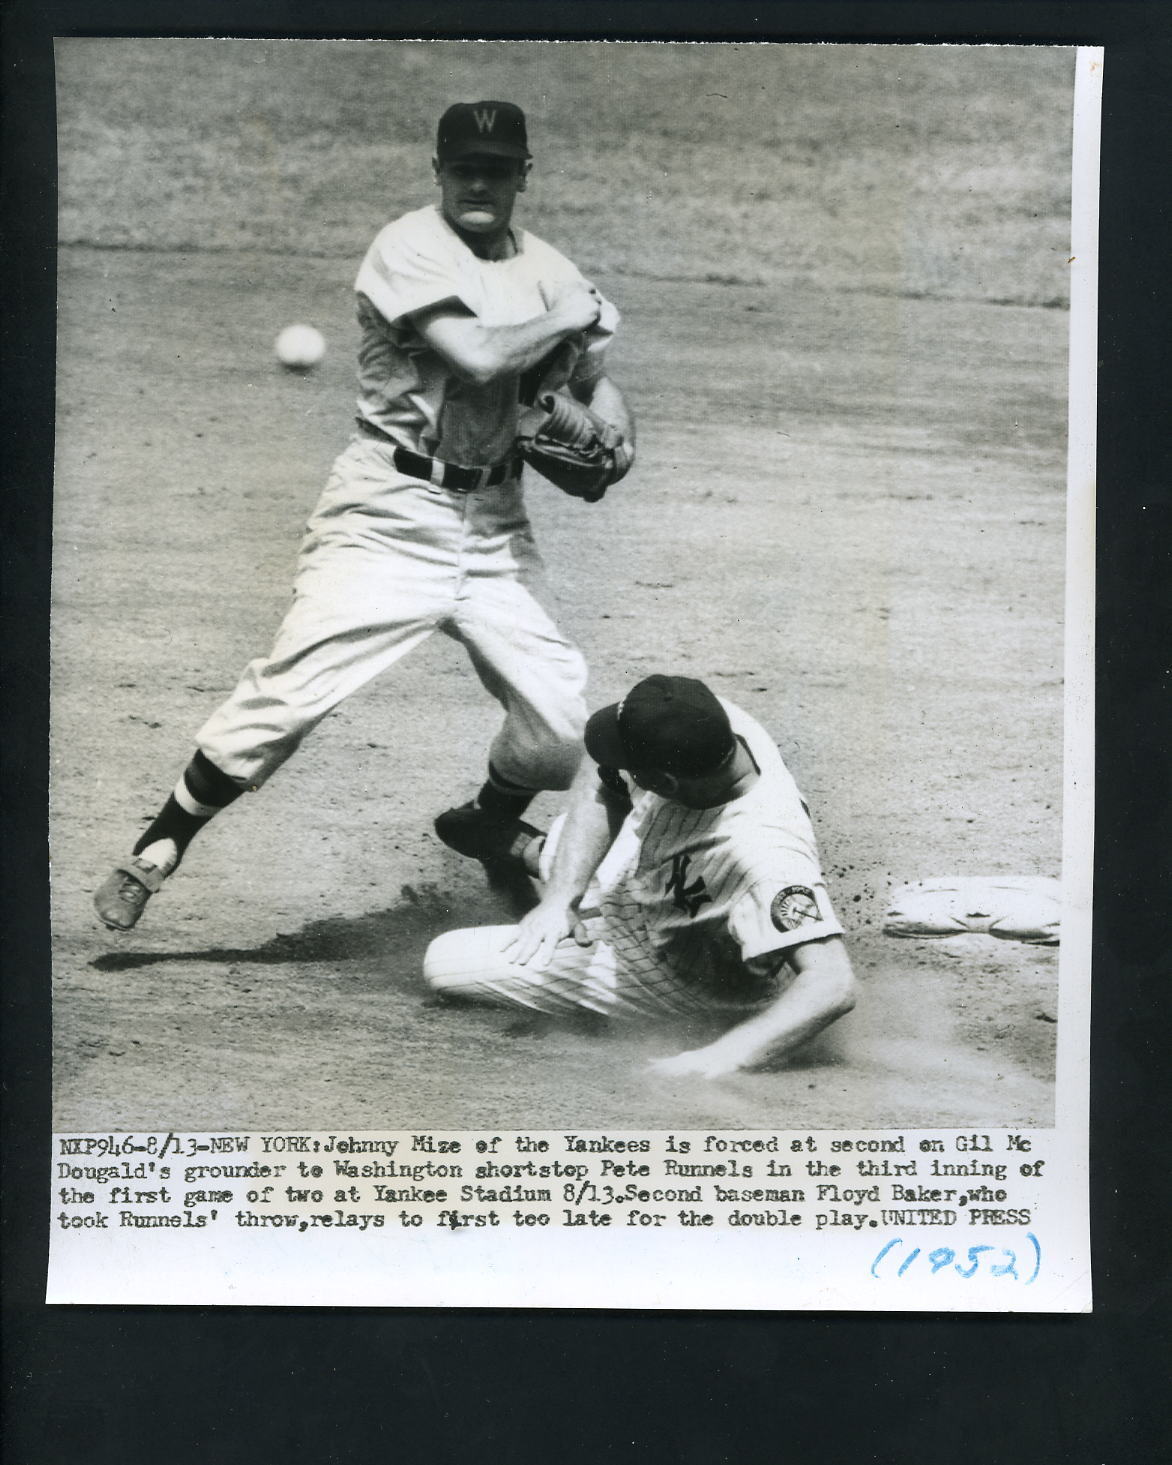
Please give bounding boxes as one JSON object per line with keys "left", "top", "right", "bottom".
{"left": 434, "top": 157, "right": 528, "bottom": 236}
{"left": 629, "top": 767, "right": 680, "bottom": 800}
{"left": 630, "top": 757, "right": 741, "bottom": 810}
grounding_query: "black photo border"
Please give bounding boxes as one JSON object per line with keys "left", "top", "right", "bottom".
{"left": 4, "top": 4, "right": 1169, "bottom": 1461}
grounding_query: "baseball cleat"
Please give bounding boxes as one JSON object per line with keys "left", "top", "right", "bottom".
{"left": 433, "top": 802, "right": 542, "bottom": 869}
{"left": 93, "top": 857, "right": 166, "bottom": 931}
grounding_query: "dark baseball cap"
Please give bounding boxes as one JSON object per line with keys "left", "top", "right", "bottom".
{"left": 436, "top": 101, "right": 531, "bottom": 162}
{"left": 584, "top": 675, "right": 736, "bottom": 778}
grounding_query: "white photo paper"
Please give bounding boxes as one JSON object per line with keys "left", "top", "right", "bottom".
{"left": 47, "top": 40, "right": 1098, "bottom": 1310}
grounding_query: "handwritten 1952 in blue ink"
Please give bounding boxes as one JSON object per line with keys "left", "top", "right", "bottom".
{"left": 871, "top": 1233, "right": 1041, "bottom": 1284}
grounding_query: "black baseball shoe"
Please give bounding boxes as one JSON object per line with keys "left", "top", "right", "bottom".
{"left": 433, "top": 802, "right": 542, "bottom": 871}
{"left": 93, "top": 857, "right": 166, "bottom": 930}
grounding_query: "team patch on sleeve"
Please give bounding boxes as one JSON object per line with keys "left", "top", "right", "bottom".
{"left": 770, "top": 885, "right": 821, "bottom": 932}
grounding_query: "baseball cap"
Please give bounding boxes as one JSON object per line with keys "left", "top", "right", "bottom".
{"left": 584, "top": 675, "right": 736, "bottom": 778}
{"left": 436, "top": 101, "right": 531, "bottom": 162}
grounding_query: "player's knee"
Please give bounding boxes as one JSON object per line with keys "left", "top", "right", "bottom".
{"left": 532, "top": 725, "right": 586, "bottom": 791}
{"left": 542, "top": 678, "right": 588, "bottom": 747}
{"left": 423, "top": 926, "right": 515, "bottom": 993}
{"left": 500, "top": 742, "right": 582, "bottom": 796}
{"left": 544, "top": 749, "right": 583, "bottom": 792}
{"left": 423, "top": 930, "right": 475, "bottom": 992}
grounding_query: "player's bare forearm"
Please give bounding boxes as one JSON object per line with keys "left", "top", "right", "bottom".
{"left": 542, "top": 759, "right": 621, "bottom": 907}
{"left": 570, "top": 374, "right": 635, "bottom": 446}
{"left": 648, "top": 937, "right": 858, "bottom": 1080}
{"left": 504, "top": 761, "right": 621, "bottom": 968}
{"left": 414, "top": 282, "right": 601, "bottom": 386}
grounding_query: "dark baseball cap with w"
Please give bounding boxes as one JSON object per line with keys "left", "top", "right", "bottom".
{"left": 436, "top": 101, "right": 531, "bottom": 162}
{"left": 585, "top": 675, "right": 736, "bottom": 778}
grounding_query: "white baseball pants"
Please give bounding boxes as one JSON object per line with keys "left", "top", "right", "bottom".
{"left": 196, "top": 436, "right": 588, "bottom": 791}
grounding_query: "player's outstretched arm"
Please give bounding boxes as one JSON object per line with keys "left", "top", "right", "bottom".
{"left": 503, "top": 760, "right": 623, "bottom": 970}
{"left": 648, "top": 936, "right": 858, "bottom": 1081}
{"left": 414, "top": 279, "right": 602, "bottom": 387}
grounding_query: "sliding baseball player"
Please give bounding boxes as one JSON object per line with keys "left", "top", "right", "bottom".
{"left": 424, "top": 674, "right": 858, "bottom": 1078}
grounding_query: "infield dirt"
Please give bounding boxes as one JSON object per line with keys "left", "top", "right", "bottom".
{"left": 50, "top": 41, "right": 1074, "bottom": 1132}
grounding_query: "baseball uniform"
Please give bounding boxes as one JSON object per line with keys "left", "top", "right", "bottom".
{"left": 196, "top": 204, "right": 618, "bottom": 794}
{"left": 424, "top": 700, "right": 844, "bottom": 1016}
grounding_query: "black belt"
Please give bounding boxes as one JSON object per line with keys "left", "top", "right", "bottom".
{"left": 356, "top": 418, "right": 518, "bottom": 492}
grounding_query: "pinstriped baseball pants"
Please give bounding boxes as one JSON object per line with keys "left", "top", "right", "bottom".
{"left": 422, "top": 820, "right": 760, "bottom": 1019}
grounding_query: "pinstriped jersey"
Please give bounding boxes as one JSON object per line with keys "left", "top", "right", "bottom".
{"left": 588, "top": 701, "right": 842, "bottom": 1004}
{"left": 353, "top": 204, "right": 617, "bottom": 466}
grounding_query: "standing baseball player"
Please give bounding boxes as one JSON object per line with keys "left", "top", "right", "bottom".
{"left": 94, "top": 100, "right": 634, "bottom": 931}
{"left": 423, "top": 675, "right": 858, "bottom": 1078}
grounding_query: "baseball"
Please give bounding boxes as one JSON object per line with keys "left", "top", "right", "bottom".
{"left": 275, "top": 323, "right": 326, "bottom": 370}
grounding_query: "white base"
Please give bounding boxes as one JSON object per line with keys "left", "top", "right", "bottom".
{"left": 883, "top": 876, "right": 1061, "bottom": 945}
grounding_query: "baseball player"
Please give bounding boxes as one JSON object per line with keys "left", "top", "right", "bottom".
{"left": 424, "top": 675, "right": 858, "bottom": 1079}
{"left": 94, "top": 100, "right": 633, "bottom": 931}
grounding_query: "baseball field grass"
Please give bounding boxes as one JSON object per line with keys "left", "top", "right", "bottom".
{"left": 51, "top": 40, "right": 1074, "bottom": 1130}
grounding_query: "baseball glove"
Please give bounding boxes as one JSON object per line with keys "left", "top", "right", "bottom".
{"left": 515, "top": 391, "right": 633, "bottom": 503}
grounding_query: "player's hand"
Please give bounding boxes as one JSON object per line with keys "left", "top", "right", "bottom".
{"left": 503, "top": 900, "right": 593, "bottom": 970}
{"left": 647, "top": 1046, "right": 741, "bottom": 1081}
{"left": 541, "top": 278, "right": 602, "bottom": 333}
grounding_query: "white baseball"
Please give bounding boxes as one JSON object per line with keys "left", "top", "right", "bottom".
{"left": 275, "top": 323, "right": 326, "bottom": 370}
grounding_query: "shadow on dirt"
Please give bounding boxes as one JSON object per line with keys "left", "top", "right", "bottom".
{"left": 88, "top": 873, "right": 537, "bottom": 973}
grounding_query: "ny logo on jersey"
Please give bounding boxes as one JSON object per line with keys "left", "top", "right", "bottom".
{"left": 665, "top": 853, "right": 712, "bottom": 919}
{"left": 473, "top": 108, "right": 498, "bottom": 134}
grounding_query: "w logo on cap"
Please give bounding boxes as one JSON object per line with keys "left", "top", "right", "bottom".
{"left": 436, "top": 101, "right": 531, "bottom": 161}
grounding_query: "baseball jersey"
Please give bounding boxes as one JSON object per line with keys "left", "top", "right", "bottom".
{"left": 588, "top": 701, "right": 843, "bottom": 1005}
{"left": 353, "top": 204, "right": 618, "bottom": 467}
